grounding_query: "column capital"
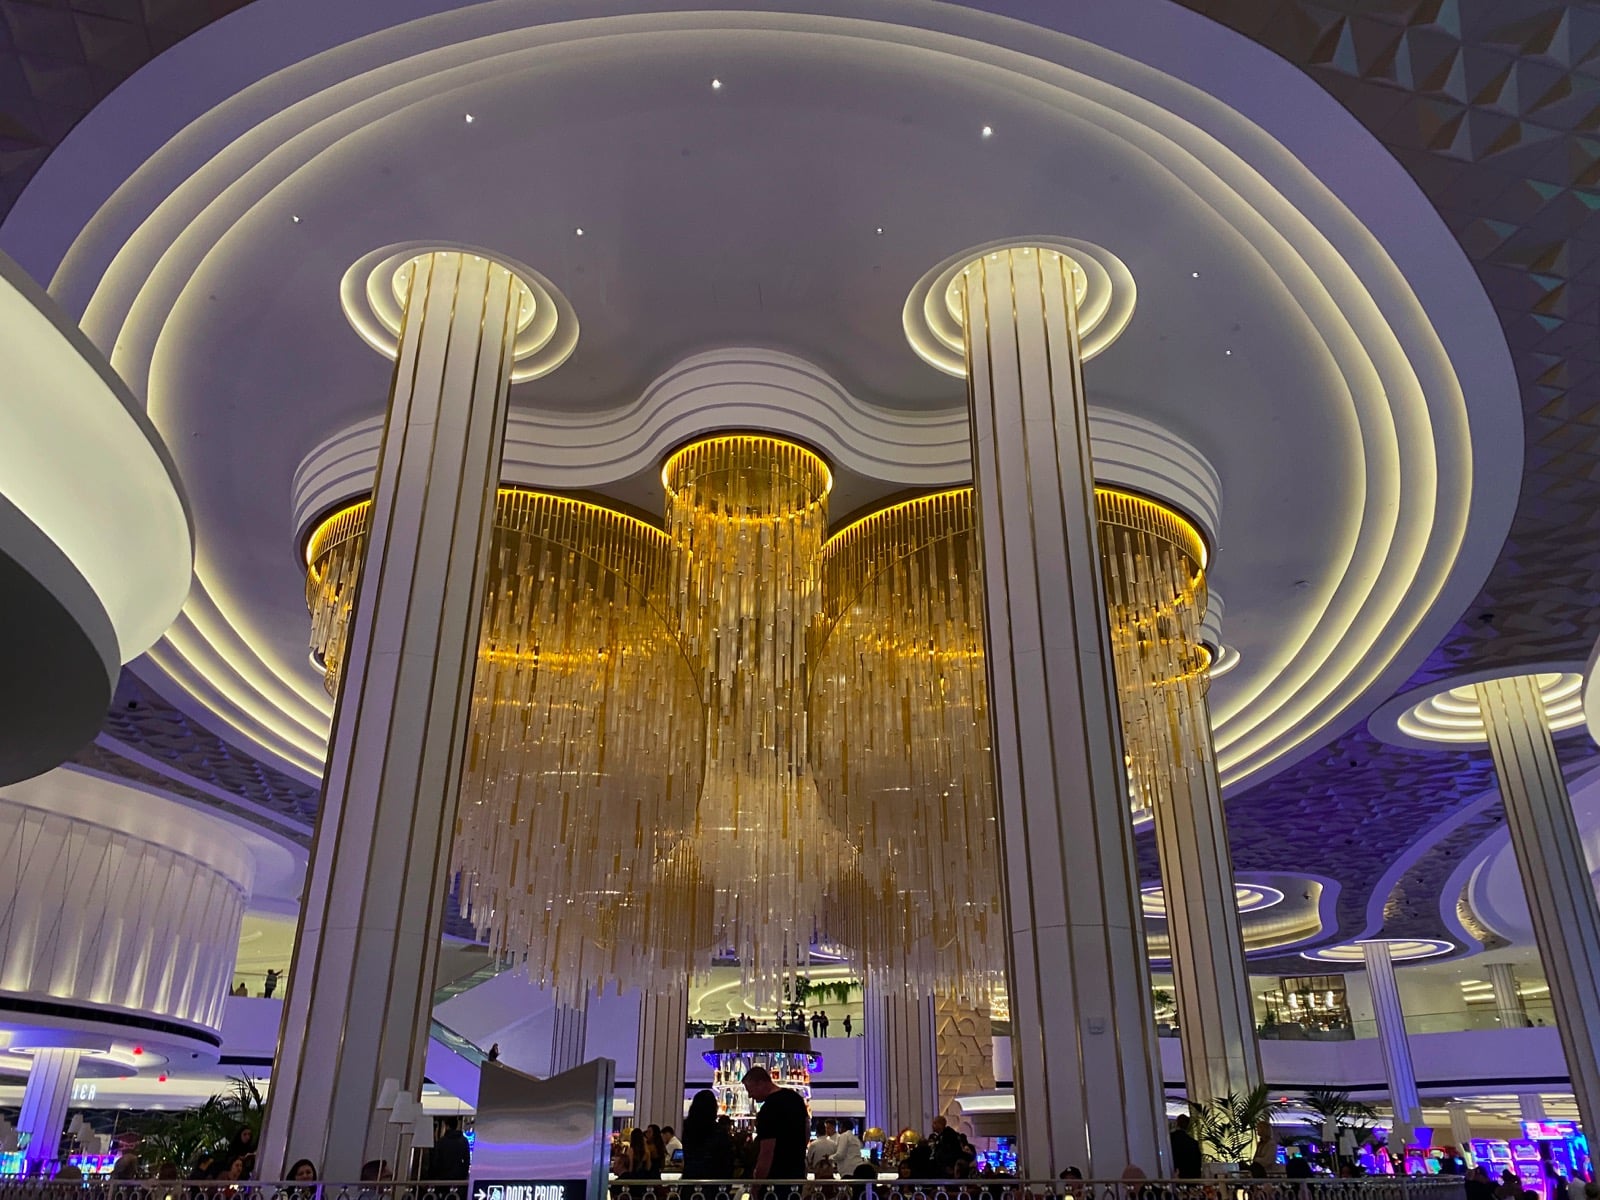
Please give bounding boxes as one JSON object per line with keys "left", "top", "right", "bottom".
{"left": 340, "top": 241, "right": 579, "bottom": 383}
{"left": 905, "top": 238, "right": 1135, "bottom": 377}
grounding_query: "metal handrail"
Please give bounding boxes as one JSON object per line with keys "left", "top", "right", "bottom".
{"left": 0, "top": 1179, "right": 1469, "bottom": 1200}
{"left": 600, "top": 1180, "right": 1466, "bottom": 1200}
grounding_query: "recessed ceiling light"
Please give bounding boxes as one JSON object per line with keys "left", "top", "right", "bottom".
{"left": 711, "top": 78, "right": 722, "bottom": 90}
{"left": 291, "top": 215, "right": 301, "bottom": 224}
{"left": 1225, "top": 349, "right": 1233, "bottom": 356}
{"left": 875, "top": 227, "right": 884, "bottom": 235}
{"left": 1191, "top": 271, "right": 1200, "bottom": 278}
{"left": 575, "top": 228, "right": 584, "bottom": 237}
{"left": 981, "top": 125, "right": 993, "bottom": 138}
{"left": 464, "top": 113, "right": 474, "bottom": 124}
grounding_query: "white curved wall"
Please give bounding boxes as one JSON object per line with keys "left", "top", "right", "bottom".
{"left": 292, "top": 348, "right": 1225, "bottom": 545}
{"left": 0, "top": 796, "right": 249, "bottom": 1034}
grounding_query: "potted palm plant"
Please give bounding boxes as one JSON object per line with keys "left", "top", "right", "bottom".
{"left": 1302, "top": 1088, "right": 1379, "bottom": 1170}
{"left": 1188, "top": 1085, "right": 1285, "bottom": 1175}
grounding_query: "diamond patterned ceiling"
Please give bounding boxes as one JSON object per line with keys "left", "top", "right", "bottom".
{"left": 6, "top": 0, "right": 1600, "bottom": 954}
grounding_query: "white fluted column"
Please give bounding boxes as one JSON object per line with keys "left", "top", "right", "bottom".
{"left": 1488, "top": 963, "right": 1527, "bottom": 1029}
{"left": 863, "top": 988, "right": 937, "bottom": 1136}
{"left": 634, "top": 986, "right": 688, "bottom": 1127}
{"left": 261, "top": 251, "right": 532, "bottom": 1179}
{"left": 550, "top": 999, "right": 589, "bottom": 1076}
{"left": 1448, "top": 1104, "right": 1473, "bottom": 1154}
{"left": 1362, "top": 941, "right": 1421, "bottom": 1135}
{"left": 1477, "top": 673, "right": 1600, "bottom": 1141}
{"left": 959, "top": 246, "right": 1166, "bottom": 1176}
{"left": 1151, "top": 710, "right": 1262, "bottom": 1105}
{"left": 18, "top": 1048, "right": 80, "bottom": 1167}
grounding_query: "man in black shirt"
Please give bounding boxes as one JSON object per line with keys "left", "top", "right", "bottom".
{"left": 743, "top": 1066, "right": 809, "bottom": 1181}
{"left": 428, "top": 1115, "right": 472, "bottom": 1182}
{"left": 1170, "top": 1113, "right": 1204, "bottom": 1179}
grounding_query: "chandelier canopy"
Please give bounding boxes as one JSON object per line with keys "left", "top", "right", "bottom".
{"left": 305, "top": 436, "right": 1211, "bottom": 1004}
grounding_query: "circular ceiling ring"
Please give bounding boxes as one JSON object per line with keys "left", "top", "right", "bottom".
{"left": 904, "top": 236, "right": 1136, "bottom": 377}
{"left": 339, "top": 241, "right": 579, "bottom": 383}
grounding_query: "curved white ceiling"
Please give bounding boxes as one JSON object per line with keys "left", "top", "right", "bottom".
{"left": 1370, "top": 663, "right": 1589, "bottom": 750}
{"left": 0, "top": 253, "right": 190, "bottom": 663}
{"left": 0, "top": 0, "right": 1520, "bottom": 790}
{"left": 1469, "top": 763, "right": 1600, "bottom": 948}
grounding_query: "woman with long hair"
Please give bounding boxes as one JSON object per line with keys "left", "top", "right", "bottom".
{"left": 644, "top": 1126, "right": 668, "bottom": 1176}
{"left": 619, "top": 1128, "right": 661, "bottom": 1181}
{"left": 680, "top": 1090, "right": 736, "bottom": 1179}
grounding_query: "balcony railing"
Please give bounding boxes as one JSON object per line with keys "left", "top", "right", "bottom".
{"left": 0, "top": 1176, "right": 1469, "bottom": 1200}
{"left": 1255, "top": 1000, "right": 1559, "bottom": 1041}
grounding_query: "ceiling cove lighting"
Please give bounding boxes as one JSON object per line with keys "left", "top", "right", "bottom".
{"left": 1142, "top": 883, "right": 1284, "bottom": 919}
{"left": 68, "top": 5, "right": 1507, "bottom": 796}
{"left": 1301, "top": 938, "right": 1454, "bottom": 964}
{"left": 1398, "top": 673, "right": 1585, "bottom": 744}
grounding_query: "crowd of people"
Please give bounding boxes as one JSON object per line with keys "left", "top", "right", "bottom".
{"left": 687, "top": 1009, "right": 857, "bottom": 1040}
{"left": 49, "top": 1115, "right": 478, "bottom": 1186}
{"left": 1465, "top": 1166, "right": 1591, "bottom": 1200}
{"left": 612, "top": 1067, "right": 1008, "bottom": 1188}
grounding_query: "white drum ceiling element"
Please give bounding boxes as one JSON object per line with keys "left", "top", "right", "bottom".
{"left": 0, "top": 252, "right": 192, "bottom": 785}
{"left": 1, "top": 0, "right": 1519, "bottom": 792}
{"left": 0, "top": 768, "right": 298, "bottom": 1051}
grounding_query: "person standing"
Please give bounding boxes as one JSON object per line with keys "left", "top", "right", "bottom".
{"left": 830, "top": 1121, "right": 862, "bottom": 1170}
{"left": 428, "top": 1115, "right": 472, "bottom": 1181}
{"left": 742, "top": 1066, "right": 809, "bottom": 1181}
{"left": 807, "top": 1121, "right": 839, "bottom": 1174}
{"left": 1170, "top": 1114, "right": 1203, "bottom": 1179}
{"left": 820, "top": 1012, "right": 830, "bottom": 1037}
{"left": 681, "top": 1091, "right": 736, "bottom": 1179}
{"left": 929, "top": 1116, "right": 962, "bottom": 1176}
{"left": 842, "top": 1014, "right": 852, "bottom": 1037}
{"left": 263, "top": 969, "right": 280, "bottom": 999}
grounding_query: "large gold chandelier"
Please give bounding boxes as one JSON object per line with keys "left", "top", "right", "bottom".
{"left": 306, "top": 436, "right": 1211, "bottom": 1005}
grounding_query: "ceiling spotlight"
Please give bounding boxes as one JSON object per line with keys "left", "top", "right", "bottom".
{"left": 1191, "top": 271, "right": 1200, "bottom": 278}
{"left": 711, "top": 78, "right": 722, "bottom": 90}
{"left": 575, "top": 228, "right": 585, "bottom": 237}
{"left": 981, "top": 125, "right": 993, "bottom": 138}
{"left": 1225, "top": 349, "right": 1233, "bottom": 356}
{"left": 875, "top": 227, "right": 884, "bottom": 235}
{"left": 464, "top": 113, "right": 474, "bottom": 124}
{"left": 291, "top": 215, "right": 301, "bottom": 224}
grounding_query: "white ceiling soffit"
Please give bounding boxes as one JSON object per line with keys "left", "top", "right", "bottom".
{"left": 0, "top": 252, "right": 191, "bottom": 783}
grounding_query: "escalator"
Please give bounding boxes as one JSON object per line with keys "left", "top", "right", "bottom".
{"left": 425, "top": 949, "right": 513, "bottom": 1105}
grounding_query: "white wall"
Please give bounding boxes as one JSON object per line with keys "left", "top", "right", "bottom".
{"left": 986, "top": 1026, "right": 1571, "bottom": 1102}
